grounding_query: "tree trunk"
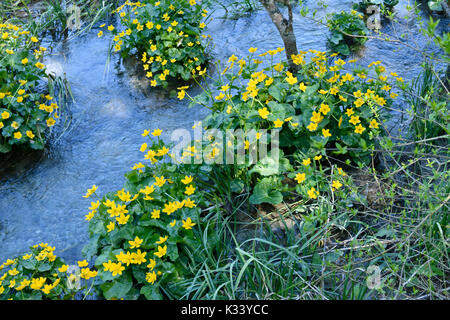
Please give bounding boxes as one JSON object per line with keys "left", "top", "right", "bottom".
{"left": 259, "top": 0, "right": 299, "bottom": 73}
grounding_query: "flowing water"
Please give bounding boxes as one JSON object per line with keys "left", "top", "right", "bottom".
{"left": 0, "top": 0, "right": 447, "bottom": 263}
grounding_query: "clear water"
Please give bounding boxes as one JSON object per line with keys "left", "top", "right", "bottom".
{"left": 0, "top": 0, "right": 447, "bottom": 264}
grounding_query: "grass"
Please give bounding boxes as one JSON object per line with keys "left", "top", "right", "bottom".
{"left": 406, "top": 63, "right": 449, "bottom": 147}
{"left": 165, "top": 120, "right": 449, "bottom": 300}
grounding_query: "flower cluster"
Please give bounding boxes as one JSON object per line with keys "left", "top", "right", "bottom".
{"left": 82, "top": 129, "right": 203, "bottom": 299}
{"left": 180, "top": 47, "right": 398, "bottom": 204}
{"left": 0, "top": 22, "right": 59, "bottom": 153}
{"left": 187, "top": 48, "right": 397, "bottom": 161}
{"left": 0, "top": 244, "right": 96, "bottom": 300}
{"left": 292, "top": 155, "right": 348, "bottom": 203}
{"left": 101, "top": 0, "right": 211, "bottom": 88}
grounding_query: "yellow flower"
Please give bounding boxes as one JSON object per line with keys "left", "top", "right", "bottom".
{"left": 154, "top": 176, "right": 166, "bottom": 187}
{"left": 215, "top": 92, "right": 225, "bottom": 100}
{"left": 302, "top": 158, "right": 311, "bottom": 166}
{"left": 322, "top": 128, "right": 331, "bottom": 138}
{"left": 263, "top": 77, "right": 273, "bottom": 86}
{"left": 22, "top": 253, "right": 32, "bottom": 260}
{"left": 140, "top": 143, "right": 147, "bottom": 152}
{"left": 8, "top": 268, "right": 19, "bottom": 276}
{"left": 307, "top": 122, "right": 317, "bottom": 132}
{"left": 285, "top": 75, "right": 298, "bottom": 85}
{"left": 319, "top": 103, "right": 330, "bottom": 115}
{"left": 181, "top": 176, "right": 193, "bottom": 184}
{"left": 147, "top": 259, "right": 156, "bottom": 271}
{"left": 369, "top": 119, "right": 379, "bottom": 129}
{"left": 299, "top": 82, "right": 307, "bottom": 92}
{"left": 116, "top": 213, "right": 130, "bottom": 225}
{"left": 330, "top": 87, "right": 339, "bottom": 95}
{"left": 129, "top": 236, "right": 143, "bottom": 249}
{"left": 85, "top": 211, "right": 95, "bottom": 221}
{"left": 353, "top": 90, "right": 362, "bottom": 98}
{"left": 21, "top": 58, "right": 28, "bottom": 65}
{"left": 339, "top": 95, "right": 348, "bottom": 102}
{"left": 349, "top": 115, "right": 360, "bottom": 125}
{"left": 30, "top": 277, "right": 46, "bottom": 290}
{"left": 273, "top": 63, "right": 284, "bottom": 72}
{"left": 354, "top": 98, "right": 365, "bottom": 108}
{"left": 57, "top": 265, "right": 68, "bottom": 273}
{"left": 146, "top": 271, "right": 157, "bottom": 284}
{"left": 156, "top": 146, "right": 168, "bottom": 157}
{"left": 14, "top": 131, "right": 22, "bottom": 140}
{"left": 110, "top": 262, "right": 125, "bottom": 276}
{"left": 182, "top": 217, "right": 196, "bottom": 230}
{"left": 152, "top": 128, "right": 162, "bottom": 137}
{"left": 46, "top": 117, "right": 56, "bottom": 127}
{"left": 332, "top": 180, "right": 342, "bottom": 190}
{"left": 184, "top": 198, "right": 196, "bottom": 208}
{"left": 1, "top": 111, "right": 10, "bottom": 119}
{"left": 258, "top": 107, "right": 270, "bottom": 119}
{"left": 274, "top": 119, "right": 284, "bottom": 128}
{"left": 156, "top": 236, "right": 168, "bottom": 244}
{"left": 26, "top": 130, "right": 35, "bottom": 139}
{"left": 154, "top": 245, "right": 167, "bottom": 258}
{"left": 354, "top": 124, "right": 366, "bottom": 134}
{"left": 295, "top": 173, "right": 306, "bottom": 184}
{"left": 78, "top": 260, "right": 88, "bottom": 267}
{"left": 150, "top": 209, "right": 160, "bottom": 219}
{"left": 83, "top": 184, "right": 98, "bottom": 198}
{"left": 345, "top": 108, "right": 354, "bottom": 117}
{"left": 107, "top": 222, "right": 115, "bottom": 232}
{"left": 185, "top": 185, "right": 195, "bottom": 195}
{"left": 307, "top": 187, "right": 319, "bottom": 199}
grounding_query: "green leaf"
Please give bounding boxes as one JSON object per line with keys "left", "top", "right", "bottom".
{"left": 249, "top": 177, "right": 283, "bottom": 205}
{"left": 82, "top": 234, "right": 100, "bottom": 261}
{"left": 0, "top": 143, "right": 12, "bottom": 153}
{"left": 141, "top": 284, "right": 163, "bottom": 300}
{"left": 268, "top": 84, "right": 284, "bottom": 102}
{"left": 101, "top": 273, "right": 133, "bottom": 300}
